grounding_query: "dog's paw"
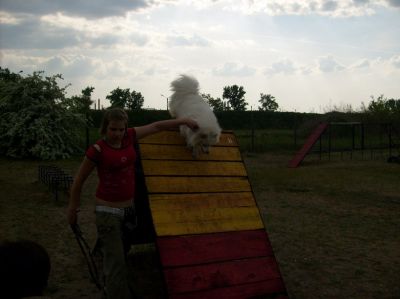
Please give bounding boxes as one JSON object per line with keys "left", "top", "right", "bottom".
{"left": 201, "top": 144, "right": 210, "bottom": 154}
{"left": 192, "top": 145, "right": 201, "bottom": 159}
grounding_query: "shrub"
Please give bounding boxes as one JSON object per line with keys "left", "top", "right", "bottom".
{"left": 0, "top": 68, "right": 85, "bottom": 159}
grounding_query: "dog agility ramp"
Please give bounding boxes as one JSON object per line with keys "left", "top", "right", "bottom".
{"left": 138, "top": 130, "right": 288, "bottom": 299}
{"left": 288, "top": 122, "right": 329, "bottom": 168}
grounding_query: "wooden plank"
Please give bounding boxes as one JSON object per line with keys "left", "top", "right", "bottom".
{"left": 139, "top": 144, "right": 242, "bottom": 161}
{"left": 149, "top": 192, "right": 256, "bottom": 210}
{"left": 152, "top": 205, "right": 261, "bottom": 224}
{"left": 169, "top": 279, "right": 286, "bottom": 299}
{"left": 164, "top": 257, "right": 281, "bottom": 294}
{"left": 153, "top": 216, "right": 264, "bottom": 236}
{"left": 151, "top": 193, "right": 263, "bottom": 235}
{"left": 288, "top": 122, "right": 328, "bottom": 168}
{"left": 141, "top": 160, "right": 247, "bottom": 176}
{"left": 145, "top": 177, "right": 251, "bottom": 193}
{"left": 157, "top": 230, "right": 273, "bottom": 267}
{"left": 139, "top": 130, "right": 238, "bottom": 147}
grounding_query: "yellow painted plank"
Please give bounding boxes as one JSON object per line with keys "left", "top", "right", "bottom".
{"left": 139, "top": 130, "right": 238, "bottom": 147}
{"left": 139, "top": 144, "right": 242, "bottom": 161}
{"left": 145, "top": 177, "right": 251, "bottom": 193}
{"left": 149, "top": 192, "right": 256, "bottom": 210}
{"left": 153, "top": 217, "right": 264, "bottom": 236}
{"left": 152, "top": 206, "right": 261, "bottom": 223}
{"left": 142, "top": 160, "right": 247, "bottom": 176}
{"left": 149, "top": 193, "right": 263, "bottom": 236}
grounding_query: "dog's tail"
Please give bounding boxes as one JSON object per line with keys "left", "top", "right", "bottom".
{"left": 170, "top": 74, "right": 199, "bottom": 94}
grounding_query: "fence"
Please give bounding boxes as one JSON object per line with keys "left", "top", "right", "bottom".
{"left": 76, "top": 110, "right": 400, "bottom": 160}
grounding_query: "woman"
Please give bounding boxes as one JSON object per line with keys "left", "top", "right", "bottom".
{"left": 67, "top": 108, "right": 198, "bottom": 299}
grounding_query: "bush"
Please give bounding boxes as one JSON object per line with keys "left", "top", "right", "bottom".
{"left": 0, "top": 68, "right": 85, "bottom": 160}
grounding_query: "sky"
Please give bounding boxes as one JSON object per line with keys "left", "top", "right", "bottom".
{"left": 0, "top": 0, "right": 399, "bottom": 112}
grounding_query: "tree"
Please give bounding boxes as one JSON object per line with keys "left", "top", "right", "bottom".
{"left": 0, "top": 68, "right": 85, "bottom": 159}
{"left": 67, "top": 86, "right": 94, "bottom": 113}
{"left": 222, "top": 85, "right": 248, "bottom": 111}
{"left": 106, "top": 87, "right": 130, "bottom": 108}
{"left": 81, "top": 86, "right": 95, "bottom": 111}
{"left": 201, "top": 93, "right": 224, "bottom": 111}
{"left": 386, "top": 98, "right": 400, "bottom": 112}
{"left": 258, "top": 93, "right": 279, "bottom": 112}
{"left": 66, "top": 87, "right": 95, "bottom": 150}
{"left": 127, "top": 90, "right": 144, "bottom": 111}
{"left": 106, "top": 87, "right": 144, "bottom": 110}
{"left": 367, "top": 95, "right": 400, "bottom": 113}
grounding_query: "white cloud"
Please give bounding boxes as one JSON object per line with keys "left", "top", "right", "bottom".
{"left": 350, "top": 59, "right": 371, "bottom": 69}
{"left": 0, "top": 16, "right": 82, "bottom": 49}
{"left": 386, "top": 0, "right": 400, "bottom": 7}
{"left": 3, "top": 0, "right": 396, "bottom": 20}
{"left": 213, "top": 62, "right": 257, "bottom": 77}
{"left": 166, "top": 33, "right": 210, "bottom": 47}
{"left": 218, "top": 0, "right": 381, "bottom": 17}
{"left": 317, "top": 55, "right": 345, "bottom": 72}
{"left": 42, "top": 55, "right": 100, "bottom": 78}
{"left": 264, "top": 59, "right": 297, "bottom": 75}
{"left": 0, "top": 0, "right": 164, "bottom": 19}
{"left": 0, "top": 11, "right": 20, "bottom": 25}
{"left": 390, "top": 55, "right": 400, "bottom": 68}
{"left": 1, "top": 0, "right": 399, "bottom": 112}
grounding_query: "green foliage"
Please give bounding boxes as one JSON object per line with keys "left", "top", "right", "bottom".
{"left": 367, "top": 95, "right": 400, "bottom": 114}
{"left": 214, "top": 110, "right": 316, "bottom": 130}
{"left": 201, "top": 93, "right": 224, "bottom": 111}
{"left": 258, "top": 93, "right": 279, "bottom": 112}
{"left": 106, "top": 87, "right": 144, "bottom": 111}
{"left": 222, "top": 85, "right": 248, "bottom": 111}
{"left": 127, "top": 90, "right": 144, "bottom": 111}
{"left": 106, "top": 87, "right": 128, "bottom": 108}
{"left": 0, "top": 68, "right": 85, "bottom": 159}
{"left": 65, "top": 86, "right": 94, "bottom": 113}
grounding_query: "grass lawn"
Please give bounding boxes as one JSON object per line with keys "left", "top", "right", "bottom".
{"left": 245, "top": 152, "right": 400, "bottom": 299}
{"left": 0, "top": 151, "right": 399, "bottom": 298}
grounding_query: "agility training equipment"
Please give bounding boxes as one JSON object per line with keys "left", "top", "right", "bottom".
{"left": 138, "top": 130, "right": 288, "bottom": 299}
{"left": 288, "top": 122, "right": 328, "bottom": 168}
{"left": 38, "top": 165, "right": 73, "bottom": 200}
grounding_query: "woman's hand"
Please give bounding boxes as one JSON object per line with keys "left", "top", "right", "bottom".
{"left": 136, "top": 118, "right": 199, "bottom": 139}
{"left": 181, "top": 118, "right": 199, "bottom": 131}
{"left": 67, "top": 204, "right": 79, "bottom": 225}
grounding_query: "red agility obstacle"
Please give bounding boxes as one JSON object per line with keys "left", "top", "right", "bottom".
{"left": 288, "top": 122, "right": 329, "bottom": 168}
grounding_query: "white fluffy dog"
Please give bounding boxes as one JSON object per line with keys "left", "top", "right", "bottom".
{"left": 169, "top": 74, "right": 222, "bottom": 158}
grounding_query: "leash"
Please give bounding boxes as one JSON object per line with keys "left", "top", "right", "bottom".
{"left": 70, "top": 223, "right": 102, "bottom": 290}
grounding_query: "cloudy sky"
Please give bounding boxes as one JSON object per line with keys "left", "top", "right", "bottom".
{"left": 1, "top": 0, "right": 399, "bottom": 112}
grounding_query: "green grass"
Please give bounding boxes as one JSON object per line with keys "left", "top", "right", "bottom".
{"left": 244, "top": 153, "right": 400, "bottom": 299}
{"left": 234, "top": 126, "right": 398, "bottom": 156}
{"left": 235, "top": 129, "right": 298, "bottom": 152}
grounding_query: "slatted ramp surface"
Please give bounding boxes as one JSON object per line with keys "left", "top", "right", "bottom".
{"left": 288, "top": 122, "right": 328, "bottom": 168}
{"left": 139, "top": 130, "right": 288, "bottom": 299}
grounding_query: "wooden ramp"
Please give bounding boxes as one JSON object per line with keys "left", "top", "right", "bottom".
{"left": 288, "top": 122, "right": 328, "bottom": 168}
{"left": 138, "top": 131, "right": 288, "bottom": 299}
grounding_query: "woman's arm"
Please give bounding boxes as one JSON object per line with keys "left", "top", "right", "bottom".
{"left": 67, "top": 157, "right": 96, "bottom": 225}
{"left": 135, "top": 118, "right": 198, "bottom": 140}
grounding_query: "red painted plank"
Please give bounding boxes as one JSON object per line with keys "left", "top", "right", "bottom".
{"left": 288, "top": 122, "right": 328, "bottom": 168}
{"left": 157, "top": 230, "right": 273, "bottom": 267}
{"left": 164, "top": 257, "right": 281, "bottom": 294}
{"left": 169, "top": 278, "right": 286, "bottom": 299}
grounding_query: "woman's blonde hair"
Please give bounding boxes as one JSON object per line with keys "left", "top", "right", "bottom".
{"left": 99, "top": 108, "right": 128, "bottom": 135}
